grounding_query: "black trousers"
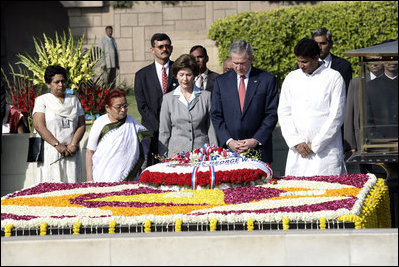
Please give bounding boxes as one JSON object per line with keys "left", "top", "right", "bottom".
{"left": 145, "top": 131, "right": 160, "bottom": 167}
{"left": 106, "top": 68, "right": 117, "bottom": 88}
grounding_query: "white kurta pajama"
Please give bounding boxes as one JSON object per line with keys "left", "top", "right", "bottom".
{"left": 33, "top": 93, "right": 85, "bottom": 183}
{"left": 278, "top": 64, "right": 346, "bottom": 176}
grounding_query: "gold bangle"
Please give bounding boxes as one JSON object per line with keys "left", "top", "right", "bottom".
{"left": 70, "top": 144, "right": 78, "bottom": 147}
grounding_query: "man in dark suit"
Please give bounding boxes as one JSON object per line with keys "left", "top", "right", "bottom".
{"left": 344, "top": 58, "right": 384, "bottom": 154}
{"left": 210, "top": 40, "right": 279, "bottom": 163}
{"left": 189, "top": 45, "right": 219, "bottom": 93}
{"left": 312, "top": 28, "right": 353, "bottom": 158}
{"left": 222, "top": 57, "right": 234, "bottom": 73}
{"left": 312, "top": 28, "right": 353, "bottom": 92}
{"left": 366, "top": 62, "right": 398, "bottom": 140}
{"left": 134, "top": 33, "right": 178, "bottom": 166}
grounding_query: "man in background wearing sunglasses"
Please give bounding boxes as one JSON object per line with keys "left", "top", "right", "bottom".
{"left": 134, "top": 33, "right": 178, "bottom": 167}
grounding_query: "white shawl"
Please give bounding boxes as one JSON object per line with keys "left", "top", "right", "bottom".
{"left": 92, "top": 115, "right": 147, "bottom": 182}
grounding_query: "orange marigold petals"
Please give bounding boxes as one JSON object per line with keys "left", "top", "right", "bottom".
{"left": 1, "top": 194, "right": 83, "bottom": 208}
{"left": 100, "top": 205, "right": 219, "bottom": 216}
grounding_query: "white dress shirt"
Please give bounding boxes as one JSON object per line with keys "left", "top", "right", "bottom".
{"left": 195, "top": 69, "right": 210, "bottom": 90}
{"left": 226, "top": 67, "right": 252, "bottom": 146}
{"left": 154, "top": 61, "right": 170, "bottom": 93}
{"left": 173, "top": 85, "right": 202, "bottom": 109}
{"left": 320, "top": 53, "right": 332, "bottom": 68}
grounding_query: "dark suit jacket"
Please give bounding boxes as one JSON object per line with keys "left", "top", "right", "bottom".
{"left": 366, "top": 75, "right": 398, "bottom": 139}
{"left": 343, "top": 73, "right": 371, "bottom": 152}
{"left": 205, "top": 69, "right": 219, "bottom": 93}
{"left": 331, "top": 53, "right": 352, "bottom": 94}
{"left": 210, "top": 67, "right": 279, "bottom": 163}
{"left": 134, "top": 61, "right": 178, "bottom": 133}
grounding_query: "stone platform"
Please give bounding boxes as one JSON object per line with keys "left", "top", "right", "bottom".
{"left": 1, "top": 229, "right": 398, "bottom": 266}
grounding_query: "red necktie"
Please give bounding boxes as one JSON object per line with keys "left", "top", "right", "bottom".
{"left": 239, "top": 75, "right": 246, "bottom": 112}
{"left": 162, "top": 66, "right": 168, "bottom": 94}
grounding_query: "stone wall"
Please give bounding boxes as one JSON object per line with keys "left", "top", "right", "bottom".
{"left": 64, "top": 1, "right": 324, "bottom": 87}
{"left": 1, "top": 133, "right": 90, "bottom": 197}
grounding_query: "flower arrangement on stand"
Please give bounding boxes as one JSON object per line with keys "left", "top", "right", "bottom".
{"left": 14, "top": 28, "right": 99, "bottom": 91}
{"left": 1, "top": 66, "right": 39, "bottom": 133}
{"left": 74, "top": 76, "right": 112, "bottom": 124}
{"left": 2, "top": 28, "right": 100, "bottom": 131}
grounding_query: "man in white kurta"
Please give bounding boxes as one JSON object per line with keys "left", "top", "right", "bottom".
{"left": 278, "top": 38, "right": 347, "bottom": 176}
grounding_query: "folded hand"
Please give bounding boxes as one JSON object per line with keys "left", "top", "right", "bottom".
{"left": 295, "top": 142, "right": 312, "bottom": 158}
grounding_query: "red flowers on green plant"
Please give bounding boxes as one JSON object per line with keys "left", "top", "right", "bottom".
{"left": 75, "top": 77, "right": 112, "bottom": 116}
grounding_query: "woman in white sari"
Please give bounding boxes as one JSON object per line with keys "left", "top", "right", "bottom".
{"left": 86, "top": 89, "right": 150, "bottom": 182}
{"left": 33, "top": 65, "right": 86, "bottom": 183}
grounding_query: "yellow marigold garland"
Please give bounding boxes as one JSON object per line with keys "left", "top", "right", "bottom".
{"left": 360, "top": 178, "right": 391, "bottom": 228}
{"left": 144, "top": 219, "right": 151, "bottom": 233}
{"left": 337, "top": 178, "right": 390, "bottom": 229}
{"left": 4, "top": 224, "right": 13, "bottom": 237}
{"left": 338, "top": 214, "right": 362, "bottom": 229}
{"left": 282, "top": 217, "right": 289, "bottom": 230}
{"left": 109, "top": 220, "right": 117, "bottom": 234}
{"left": 73, "top": 221, "right": 82, "bottom": 235}
{"left": 319, "top": 217, "right": 327, "bottom": 229}
{"left": 40, "top": 222, "right": 48, "bottom": 236}
{"left": 378, "top": 181, "right": 391, "bottom": 228}
{"left": 247, "top": 219, "right": 254, "bottom": 231}
{"left": 175, "top": 219, "right": 182, "bottom": 232}
{"left": 210, "top": 219, "right": 217, "bottom": 232}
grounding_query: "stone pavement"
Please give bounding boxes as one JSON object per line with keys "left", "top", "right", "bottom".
{"left": 2, "top": 228, "right": 398, "bottom": 266}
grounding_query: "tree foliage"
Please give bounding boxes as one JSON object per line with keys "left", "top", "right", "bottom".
{"left": 208, "top": 1, "right": 398, "bottom": 84}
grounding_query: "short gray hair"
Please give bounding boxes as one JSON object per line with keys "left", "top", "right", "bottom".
{"left": 311, "top": 28, "right": 333, "bottom": 43}
{"left": 228, "top": 40, "right": 253, "bottom": 58}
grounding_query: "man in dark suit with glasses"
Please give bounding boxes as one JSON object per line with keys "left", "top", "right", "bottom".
{"left": 134, "top": 33, "right": 178, "bottom": 167}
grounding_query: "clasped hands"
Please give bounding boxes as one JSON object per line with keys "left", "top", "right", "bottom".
{"left": 228, "top": 138, "right": 259, "bottom": 154}
{"left": 55, "top": 143, "right": 78, "bottom": 157}
{"left": 295, "top": 142, "right": 313, "bottom": 158}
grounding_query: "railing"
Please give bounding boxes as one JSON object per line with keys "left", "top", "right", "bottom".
{"left": 2, "top": 220, "right": 356, "bottom": 237}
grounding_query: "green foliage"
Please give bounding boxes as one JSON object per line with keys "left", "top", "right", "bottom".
{"left": 241, "top": 148, "right": 262, "bottom": 161}
{"left": 111, "top": 1, "right": 133, "bottom": 8}
{"left": 208, "top": 1, "right": 398, "bottom": 85}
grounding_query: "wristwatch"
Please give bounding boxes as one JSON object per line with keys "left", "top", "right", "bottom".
{"left": 54, "top": 142, "right": 60, "bottom": 147}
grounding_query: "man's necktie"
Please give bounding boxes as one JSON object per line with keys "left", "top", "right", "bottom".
{"left": 162, "top": 66, "right": 168, "bottom": 94}
{"left": 195, "top": 75, "right": 204, "bottom": 90}
{"left": 239, "top": 75, "right": 246, "bottom": 112}
{"left": 111, "top": 38, "right": 116, "bottom": 49}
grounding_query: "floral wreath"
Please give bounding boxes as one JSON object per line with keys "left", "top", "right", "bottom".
{"left": 142, "top": 144, "right": 277, "bottom": 189}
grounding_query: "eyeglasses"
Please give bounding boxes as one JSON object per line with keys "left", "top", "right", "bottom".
{"left": 111, "top": 104, "right": 129, "bottom": 111}
{"left": 155, "top": 44, "right": 172, "bottom": 50}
